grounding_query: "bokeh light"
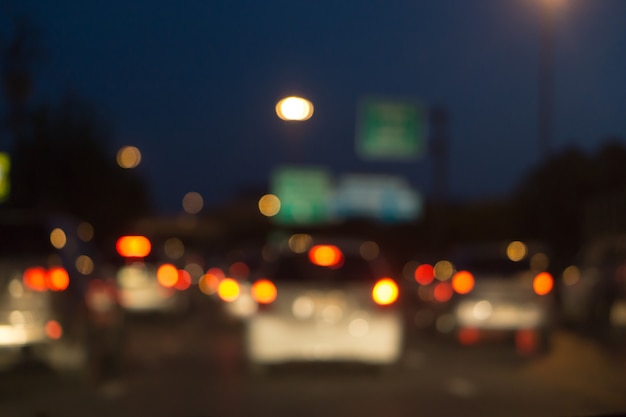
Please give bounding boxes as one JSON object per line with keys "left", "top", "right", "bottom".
{"left": 251, "top": 279, "right": 278, "bottom": 304}
{"left": 117, "top": 146, "right": 142, "bottom": 168}
{"left": 533, "top": 272, "right": 554, "bottom": 295}
{"left": 359, "top": 241, "right": 379, "bottom": 260}
{"left": 218, "top": 278, "right": 240, "bottom": 302}
{"left": 50, "top": 228, "right": 66, "bottom": 249}
{"left": 434, "top": 260, "right": 454, "bottom": 281}
{"left": 507, "top": 241, "right": 527, "bottom": 262}
{"left": 47, "top": 267, "right": 70, "bottom": 291}
{"left": 182, "top": 192, "right": 204, "bottom": 214}
{"left": 75, "top": 255, "right": 94, "bottom": 275}
{"left": 288, "top": 233, "right": 312, "bottom": 253}
{"left": 275, "top": 96, "right": 314, "bottom": 121}
{"left": 562, "top": 265, "right": 580, "bottom": 286}
{"left": 116, "top": 235, "right": 151, "bottom": 258}
{"left": 157, "top": 263, "right": 179, "bottom": 288}
{"left": 164, "top": 238, "right": 185, "bottom": 260}
{"left": 258, "top": 194, "right": 281, "bottom": 217}
{"left": 414, "top": 264, "right": 435, "bottom": 285}
{"left": 433, "top": 282, "right": 453, "bottom": 302}
{"left": 452, "top": 271, "right": 474, "bottom": 294}
{"left": 308, "top": 245, "right": 343, "bottom": 267}
{"left": 77, "top": 222, "right": 94, "bottom": 242}
{"left": 372, "top": 278, "right": 399, "bottom": 306}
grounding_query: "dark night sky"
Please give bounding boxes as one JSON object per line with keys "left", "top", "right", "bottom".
{"left": 2, "top": 0, "right": 626, "bottom": 214}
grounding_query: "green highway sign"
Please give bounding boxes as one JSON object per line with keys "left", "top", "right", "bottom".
{"left": 271, "top": 166, "right": 332, "bottom": 225}
{"left": 356, "top": 98, "right": 427, "bottom": 160}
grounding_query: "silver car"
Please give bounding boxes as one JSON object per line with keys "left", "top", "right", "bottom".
{"left": 244, "top": 235, "right": 404, "bottom": 369}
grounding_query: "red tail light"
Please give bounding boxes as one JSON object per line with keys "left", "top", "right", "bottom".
{"left": 433, "top": 281, "right": 453, "bottom": 302}
{"left": 414, "top": 264, "right": 435, "bottom": 285}
{"left": 174, "top": 270, "right": 191, "bottom": 291}
{"left": 452, "top": 270, "right": 474, "bottom": 294}
{"left": 217, "top": 278, "right": 240, "bottom": 302}
{"left": 251, "top": 279, "right": 277, "bottom": 304}
{"left": 24, "top": 267, "right": 47, "bottom": 291}
{"left": 372, "top": 278, "right": 399, "bottom": 306}
{"left": 533, "top": 272, "right": 553, "bottom": 295}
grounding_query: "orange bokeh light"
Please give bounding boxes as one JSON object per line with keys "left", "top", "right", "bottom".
{"left": 116, "top": 235, "right": 152, "bottom": 258}
{"left": 48, "top": 267, "right": 70, "bottom": 291}
{"left": 452, "top": 271, "right": 475, "bottom": 294}
{"left": 157, "top": 263, "right": 179, "bottom": 288}
{"left": 23, "top": 267, "right": 47, "bottom": 291}
{"left": 251, "top": 279, "right": 278, "bottom": 304}
{"left": 533, "top": 272, "right": 553, "bottom": 295}
{"left": 308, "top": 245, "right": 343, "bottom": 267}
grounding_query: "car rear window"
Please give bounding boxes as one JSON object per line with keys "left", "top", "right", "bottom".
{"left": 268, "top": 254, "right": 376, "bottom": 283}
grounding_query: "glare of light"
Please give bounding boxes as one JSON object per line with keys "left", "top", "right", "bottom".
{"left": 434, "top": 260, "right": 454, "bottom": 281}
{"left": 359, "top": 241, "right": 379, "bottom": 261}
{"left": 50, "top": 228, "right": 67, "bottom": 249}
{"left": 251, "top": 279, "right": 277, "bottom": 304}
{"left": 157, "top": 263, "right": 179, "bottom": 288}
{"left": 533, "top": 272, "right": 554, "bottom": 295}
{"left": 45, "top": 320, "right": 63, "bottom": 340}
{"left": 531, "top": 253, "right": 550, "bottom": 271}
{"left": 258, "top": 194, "right": 281, "bottom": 217}
{"left": 164, "top": 238, "right": 185, "bottom": 260}
{"left": 48, "top": 267, "right": 70, "bottom": 291}
{"left": 414, "top": 264, "right": 435, "bottom": 285}
{"left": 472, "top": 300, "right": 493, "bottom": 320}
{"left": 23, "top": 267, "right": 47, "bottom": 291}
{"left": 372, "top": 278, "right": 399, "bottom": 306}
{"left": 217, "top": 278, "right": 240, "bottom": 302}
{"left": 77, "top": 222, "right": 94, "bottom": 242}
{"left": 288, "top": 233, "right": 313, "bottom": 253}
{"left": 292, "top": 296, "right": 315, "bottom": 319}
{"left": 198, "top": 273, "right": 220, "bottom": 295}
{"left": 275, "top": 96, "right": 314, "bottom": 121}
{"left": 117, "top": 146, "right": 142, "bottom": 169}
{"left": 182, "top": 192, "right": 204, "bottom": 214}
{"left": 433, "top": 282, "right": 453, "bottom": 302}
{"left": 348, "top": 318, "right": 369, "bottom": 337}
{"left": 562, "top": 265, "right": 580, "bottom": 286}
{"left": 507, "top": 241, "right": 527, "bottom": 262}
{"left": 452, "top": 271, "right": 475, "bottom": 294}
{"left": 116, "top": 235, "right": 151, "bottom": 258}
{"left": 175, "top": 270, "right": 191, "bottom": 290}
{"left": 308, "top": 245, "right": 343, "bottom": 267}
{"left": 458, "top": 328, "right": 480, "bottom": 345}
{"left": 75, "top": 255, "right": 94, "bottom": 275}
{"left": 229, "top": 261, "right": 250, "bottom": 280}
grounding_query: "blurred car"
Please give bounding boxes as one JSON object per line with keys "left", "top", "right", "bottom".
{"left": 560, "top": 235, "right": 626, "bottom": 340}
{"left": 409, "top": 241, "right": 556, "bottom": 353}
{"left": 0, "top": 210, "right": 124, "bottom": 380}
{"left": 115, "top": 235, "right": 192, "bottom": 315}
{"left": 243, "top": 235, "right": 404, "bottom": 369}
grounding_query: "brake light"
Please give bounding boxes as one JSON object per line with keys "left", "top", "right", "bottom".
{"left": 45, "top": 320, "right": 63, "bottom": 340}
{"left": 174, "top": 269, "right": 191, "bottom": 291}
{"left": 414, "top": 264, "right": 435, "bottom": 285}
{"left": 433, "top": 281, "right": 453, "bottom": 302}
{"left": 251, "top": 279, "right": 277, "bottom": 304}
{"left": 156, "top": 263, "right": 178, "bottom": 288}
{"left": 218, "top": 278, "right": 240, "bottom": 302}
{"left": 308, "top": 245, "right": 344, "bottom": 268}
{"left": 116, "top": 235, "right": 151, "bottom": 258}
{"left": 48, "top": 267, "right": 70, "bottom": 291}
{"left": 452, "top": 270, "right": 474, "bottom": 294}
{"left": 23, "top": 267, "right": 48, "bottom": 291}
{"left": 372, "top": 278, "right": 399, "bottom": 306}
{"left": 533, "top": 272, "right": 553, "bottom": 295}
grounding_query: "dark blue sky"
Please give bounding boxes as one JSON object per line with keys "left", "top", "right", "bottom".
{"left": 3, "top": 0, "right": 626, "bottom": 214}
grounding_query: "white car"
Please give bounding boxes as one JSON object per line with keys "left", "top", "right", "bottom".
{"left": 244, "top": 235, "right": 404, "bottom": 369}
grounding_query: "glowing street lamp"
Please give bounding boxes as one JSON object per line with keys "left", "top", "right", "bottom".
{"left": 275, "top": 96, "right": 314, "bottom": 121}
